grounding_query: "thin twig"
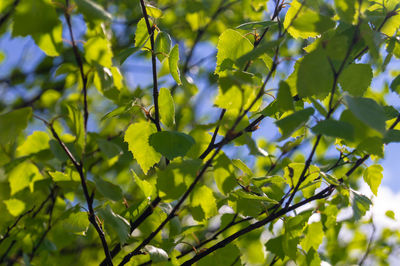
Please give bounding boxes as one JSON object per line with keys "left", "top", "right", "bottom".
{"left": 139, "top": 0, "right": 161, "bottom": 132}
{"left": 359, "top": 222, "right": 376, "bottom": 266}
{"left": 0, "top": 0, "right": 20, "bottom": 28}
{"left": 35, "top": 116, "right": 113, "bottom": 266}
{"left": 0, "top": 208, "right": 34, "bottom": 246}
{"left": 29, "top": 190, "right": 57, "bottom": 261}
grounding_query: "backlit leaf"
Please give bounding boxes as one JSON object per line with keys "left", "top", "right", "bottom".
{"left": 4, "top": 198, "right": 25, "bottom": 216}
{"left": 75, "top": 0, "right": 112, "bottom": 21}
{"left": 124, "top": 121, "right": 162, "bottom": 174}
{"left": 300, "top": 222, "right": 324, "bottom": 251}
{"left": 16, "top": 131, "right": 50, "bottom": 157}
{"left": 339, "top": 64, "right": 372, "bottom": 96}
{"left": 169, "top": 44, "right": 182, "bottom": 85}
{"left": 216, "top": 29, "right": 253, "bottom": 74}
{"left": 155, "top": 31, "right": 171, "bottom": 62}
{"left": 363, "top": 165, "right": 383, "bottom": 196}
{"left": 352, "top": 190, "right": 372, "bottom": 220}
{"left": 159, "top": 87, "right": 175, "bottom": 127}
{"left": 283, "top": 0, "right": 335, "bottom": 39}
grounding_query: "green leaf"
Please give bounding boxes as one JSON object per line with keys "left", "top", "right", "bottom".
{"left": 9, "top": 162, "right": 43, "bottom": 195}
{"left": 135, "top": 18, "right": 149, "bottom": 47}
{"left": 124, "top": 121, "right": 162, "bottom": 174}
{"left": 16, "top": 131, "right": 50, "bottom": 157}
{"left": 344, "top": 95, "right": 386, "bottom": 134}
{"left": 12, "top": 0, "right": 59, "bottom": 37}
{"left": 155, "top": 31, "right": 171, "bottom": 62}
{"left": 384, "top": 129, "right": 400, "bottom": 143}
{"left": 300, "top": 222, "right": 324, "bottom": 251}
{"left": 168, "top": 44, "right": 182, "bottom": 85}
{"left": 266, "top": 236, "right": 285, "bottom": 259}
{"left": 33, "top": 23, "right": 62, "bottom": 57}
{"left": 49, "top": 170, "right": 80, "bottom": 182}
{"left": 275, "top": 107, "right": 315, "bottom": 140}
{"left": 213, "top": 153, "right": 237, "bottom": 195}
{"left": 75, "top": 0, "right": 112, "bottom": 21}
{"left": 363, "top": 165, "right": 383, "bottom": 196}
{"left": 84, "top": 37, "right": 113, "bottom": 68}
{"left": 385, "top": 210, "right": 396, "bottom": 220}
{"left": 311, "top": 120, "right": 354, "bottom": 140}
{"left": 132, "top": 171, "right": 153, "bottom": 198}
{"left": 197, "top": 244, "right": 241, "bottom": 266}
{"left": 351, "top": 190, "right": 372, "bottom": 220}
{"left": 98, "top": 205, "right": 130, "bottom": 244}
{"left": 334, "top": 0, "right": 356, "bottom": 23}
{"left": 390, "top": 75, "right": 400, "bottom": 94}
{"left": 159, "top": 87, "right": 175, "bottom": 127}
{"left": 297, "top": 48, "right": 333, "bottom": 99}
{"left": 157, "top": 159, "right": 202, "bottom": 201}
{"left": 4, "top": 198, "right": 25, "bottom": 216}
{"left": 116, "top": 46, "right": 140, "bottom": 65}
{"left": 66, "top": 104, "right": 84, "bottom": 148}
{"left": 283, "top": 0, "right": 335, "bottom": 39}
{"left": 149, "top": 131, "right": 195, "bottom": 160}
{"left": 215, "top": 29, "right": 253, "bottom": 74}
{"left": 357, "top": 137, "right": 384, "bottom": 157}
{"left": 94, "top": 177, "right": 123, "bottom": 201}
{"left": 190, "top": 185, "right": 217, "bottom": 221}
{"left": 96, "top": 137, "right": 121, "bottom": 158}
{"left": 236, "top": 21, "right": 278, "bottom": 30}
{"left": 276, "top": 81, "right": 294, "bottom": 111}
{"left": 0, "top": 107, "right": 32, "bottom": 145}
{"left": 145, "top": 3, "right": 163, "bottom": 18}
{"left": 339, "top": 64, "right": 372, "bottom": 96}
{"left": 63, "top": 212, "right": 90, "bottom": 235}
{"left": 232, "top": 159, "right": 253, "bottom": 176}
{"left": 231, "top": 190, "right": 278, "bottom": 204}
{"left": 380, "top": 12, "right": 400, "bottom": 36}
{"left": 145, "top": 246, "right": 168, "bottom": 263}
{"left": 305, "top": 248, "right": 321, "bottom": 266}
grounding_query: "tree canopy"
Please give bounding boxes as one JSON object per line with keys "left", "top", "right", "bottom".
{"left": 0, "top": 0, "right": 400, "bottom": 265}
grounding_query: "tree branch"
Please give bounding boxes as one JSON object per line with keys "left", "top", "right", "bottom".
{"left": 139, "top": 0, "right": 161, "bottom": 132}
{"left": 35, "top": 115, "right": 113, "bottom": 266}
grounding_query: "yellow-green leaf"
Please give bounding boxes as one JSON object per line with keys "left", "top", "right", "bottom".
{"left": 84, "top": 37, "right": 113, "bottom": 68}
{"left": 168, "top": 44, "right": 182, "bottom": 85}
{"left": 159, "top": 87, "right": 175, "bottom": 127}
{"left": 4, "top": 198, "right": 26, "bottom": 216}
{"left": 16, "top": 131, "right": 50, "bottom": 157}
{"left": 124, "top": 121, "right": 162, "bottom": 174}
{"left": 363, "top": 165, "right": 383, "bottom": 196}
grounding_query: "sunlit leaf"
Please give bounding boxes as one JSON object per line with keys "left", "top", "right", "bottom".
{"left": 168, "top": 44, "right": 182, "bottom": 85}
{"left": 159, "top": 87, "right": 175, "bottom": 127}
{"left": 4, "top": 198, "right": 26, "bottom": 216}
{"left": 75, "top": 0, "right": 111, "bottom": 21}
{"left": 124, "top": 121, "right": 162, "bottom": 174}
{"left": 363, "top": 165, "right": 383, "bottom": 196}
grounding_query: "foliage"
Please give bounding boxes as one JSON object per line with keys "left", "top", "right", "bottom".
{"left": 0, "top": 0, "right": 400, "bottom": 265}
